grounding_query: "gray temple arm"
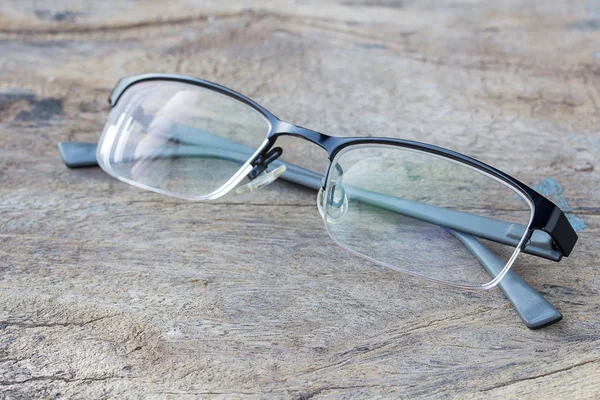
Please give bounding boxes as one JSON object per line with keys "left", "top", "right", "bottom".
{"left": 61, "top": 135, "right": 559, "bottom": 261}
{"left": 58, "top": 135, "right": 562, "bottom": 328}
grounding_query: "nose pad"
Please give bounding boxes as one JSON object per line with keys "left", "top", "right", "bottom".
{"left": 317, "top": 184, "right": 348, "bottom": 223}
{"left": 235, "top": 165, "right": 286, "bottom": 194}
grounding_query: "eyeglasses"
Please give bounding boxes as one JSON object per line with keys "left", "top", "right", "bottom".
{"left": 59, "top": 74, "right": 578, "bottom": 329}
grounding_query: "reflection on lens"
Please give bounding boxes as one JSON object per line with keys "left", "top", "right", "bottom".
{"left": 97, "top": 81, "right": 270, "bottom": 199}
{"left": 323, "top": 145, "right": 533, "bottom": 288}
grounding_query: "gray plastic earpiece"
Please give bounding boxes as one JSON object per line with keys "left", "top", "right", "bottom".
{"left": 58, "top": 142, "right": 99, "bottom": 168}
{"left": 450, "top": 230, "right": 562, "bottom": 329}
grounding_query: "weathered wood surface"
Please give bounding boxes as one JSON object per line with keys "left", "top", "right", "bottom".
{"left": 1, "top": 1, "right": 599, "bottom": 398}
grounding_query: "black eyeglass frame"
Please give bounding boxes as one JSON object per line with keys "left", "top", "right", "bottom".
{"left": 109, "top": 73, "right": 578, "bottom": 261}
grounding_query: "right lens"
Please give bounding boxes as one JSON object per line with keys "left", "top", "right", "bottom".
{"left": 323, "top": 144, "right": 533, "bottom": 289}
{"left": 97, "top": 80, "right": 270, "bottom": 199}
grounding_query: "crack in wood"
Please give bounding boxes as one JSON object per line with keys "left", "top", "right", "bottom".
{"left": 479, "top": 358, "right": 600, "bottom": 392}
{"left": 0, "top": 374, "right": 122, "bottom": 386}
{"left": 0, "top": 314, "right": 118, "bottom": 329}
{"left": 0, "top": 10, "right": 261, "bottom": 36}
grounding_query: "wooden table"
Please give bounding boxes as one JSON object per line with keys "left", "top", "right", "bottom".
{"left": 1, "top": 1, "right": 598, "bottom": 398}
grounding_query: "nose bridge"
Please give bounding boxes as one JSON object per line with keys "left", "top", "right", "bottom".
{"left": 269, "top": 120, "right": 342, "bottom": 156}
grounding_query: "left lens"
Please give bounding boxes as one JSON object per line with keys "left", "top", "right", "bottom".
{"left": 97, "top": 80, "right": 270, "bottom": 199}
{"left": 322, "top": 144, "right": 533, "bottom": 289}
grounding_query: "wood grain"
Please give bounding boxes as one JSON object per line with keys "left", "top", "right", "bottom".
{"left": 1, "top": 1, "right": 599, "bottom": 398}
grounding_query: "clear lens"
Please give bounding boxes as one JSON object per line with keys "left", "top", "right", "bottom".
{"left": 323, "top": 145, "right": 533, "bottom": 288}
{"left": 97, "top": 80, "right": 270, "bottom": 199}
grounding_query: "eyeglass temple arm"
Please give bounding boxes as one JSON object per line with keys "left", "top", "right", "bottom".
{"left": 57, "top": 140, "right": 563, "bottom": 262}
{"left": 59, "top": 140, "right": 561, "bottom": 328}
{"left": 58, "top": 139, "right": 564, "bottom": 262}
{"left": 57, "top": 140, "right": 564, "bottom": 259}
